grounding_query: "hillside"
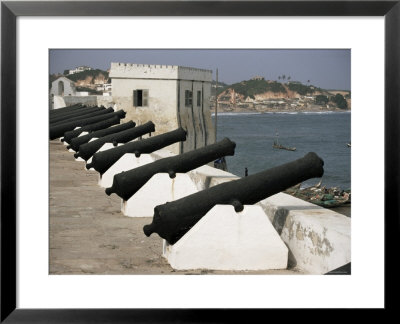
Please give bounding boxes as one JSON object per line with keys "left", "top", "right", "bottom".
{"left": 216, "top": 79, "right": 351, "bottom": 111}
{"left": 65, "top": 69, "right": 110, "bottom": 86}
{"left": 217, "top": 79, "right": 318, "bottom": 100}
{"left": 49, "top": 69, "right": 110, "bottom": 90}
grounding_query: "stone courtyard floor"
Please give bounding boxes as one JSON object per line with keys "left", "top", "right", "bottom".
{"left": 49, "top": 140, "right": 303, "bottom": 275}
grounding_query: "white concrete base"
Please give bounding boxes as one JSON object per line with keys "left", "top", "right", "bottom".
{"left": 86, "top": 140, "right": 119, "bottom": 164}
{"left": 163, "top": 205, "right": 288, "bottom": 271}
{"left": 122, "top": 173, "right": 198, "bottom": 217}
{"left": 78, "top": 131, "right": 89, "bottom": 137}
{"left": 97, "top": 153, "right": 155, "bottom": 188}
{"left": 259, "top": 192, "right": 351, "bottom": 274}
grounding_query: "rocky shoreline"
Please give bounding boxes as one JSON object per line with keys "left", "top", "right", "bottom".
{"left": 211, "top": 107, "right": 351, "bottom": 114}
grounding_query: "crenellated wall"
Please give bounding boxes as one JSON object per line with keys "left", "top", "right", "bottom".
{"left": 110, "top": 62, "right": 214, "bottom": 154}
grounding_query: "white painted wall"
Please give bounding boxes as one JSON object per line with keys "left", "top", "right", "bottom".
{"left": 110, "top": 62, "right": 214, "bottom": 153}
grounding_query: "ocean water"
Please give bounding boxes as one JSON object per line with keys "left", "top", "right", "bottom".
{"left": 212, "top": 111, "right": 351, "bottom": 190}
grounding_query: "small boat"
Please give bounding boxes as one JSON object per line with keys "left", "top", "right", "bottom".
{"left": 273, "top": 131, "right": 296, "bottom": 151}
{"left": 347, "top": 143, "right": 351, "bottom": 147}
{"left": 273, "top": 143, "right": 296, "bottom": 151}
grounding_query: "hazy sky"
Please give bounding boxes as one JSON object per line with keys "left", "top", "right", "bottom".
{"left": 50, "top": 49, "right": 350, "bottom": 90}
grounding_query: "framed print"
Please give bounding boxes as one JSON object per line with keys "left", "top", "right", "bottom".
{"left": 1, "top": 0, "right": 398, "bottom": 321}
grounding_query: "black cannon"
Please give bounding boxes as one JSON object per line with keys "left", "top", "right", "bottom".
{"left": 50, "top": 105, "right": 102, "bottom": 120}
{"left": 105, "top": 138, "right": 236, "bottom": 201}
{"left": 50, "top": 107, "right": 114, "bottom": 126}
{"left": 50, "top": 106, "right": 109, "bottom": 124}
{"left": 67, "top": 120, "right": 136, "bottom": 151}
{"left": 49, "top": 110, "right": 126, "bottom": 140}
{"left": 49, "top": 104, "right": 86, "bottom": 116}
{"left": 86, "top": 127, "right": 187, "bottom": 174}
{"left": 61, "top": 116, "right": 121, "bottom": 143}
{"left": 74, "top": 121, "right": 156, "bottom": 161}
{"left": 143, "top": 152, "right": 324, "bottom": 245}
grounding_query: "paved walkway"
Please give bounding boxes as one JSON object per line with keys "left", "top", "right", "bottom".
{"left": 49, "top": 140, "right": 302, "bottom": 275}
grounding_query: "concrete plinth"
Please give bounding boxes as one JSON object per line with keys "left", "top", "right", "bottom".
{"left": 122, "top": 173, "right": 198, "bottom": 217}
{"left": 163, "top": 205, "right": 288, "bottom": 271}
{"left": 261, "top": 193, "right": 351, "bottom": 274}
{"left": 98, "top": 153, "right": 155, "bottom": 188}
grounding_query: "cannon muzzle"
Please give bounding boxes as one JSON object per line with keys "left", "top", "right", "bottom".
{"left": 143, "top": 152, "right": 324, "bottom": 244}
{"left": 105, "top": 137, "right": 236, "bottom": 200}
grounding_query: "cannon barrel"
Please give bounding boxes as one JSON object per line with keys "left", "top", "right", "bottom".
{"left": 74, "top": 121, "right": 156, "bottom": 161}
{"left": 49, "top": 104, "right": 86, "bottom": 116}
{"left": 143, "top": 152, "right": 325, "bottom": 245}
{"left": 86, "top": 127, "right": 187, "bottom": 174}
{"left": 105, "top": 138, "right": 236, "bottom": 200}
{"left": 67, "top": 120, "right": 136, "bottom": 151}
{"left": 50, "top": 105, "right": 93, "bottom": 119}
{"left": 49, "top": 110, "right": 126, "bottom": 140}
{"left": 50, "top": 105, "right": 103, "bottom": 120}
{"left": 61, "top": 116, "right": 121, "bottom": 143}
{"left": 50, "top": 106, "right": 108, "bottom": 124}
{"left": 50, "top": 107, "right": 114, "bottom": 126}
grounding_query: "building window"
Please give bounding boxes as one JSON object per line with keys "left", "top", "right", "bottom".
{"left": 133, "top": 89, "right": 149, "bottom": 107}
{"left": 197, "top": 90, "right": 202, "bottom": 107}
{"left": 185, "top": 90, "right": 193, "bottom": 107}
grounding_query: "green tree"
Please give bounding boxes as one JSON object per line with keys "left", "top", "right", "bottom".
{"left": 332, "top": 93, "right": 348, "bottom": 109}
{"left": 316, "top": 95, "right": 329, "bottom": 105}
{"left": 63, "top": 69, "right": 69, "bottom": 75}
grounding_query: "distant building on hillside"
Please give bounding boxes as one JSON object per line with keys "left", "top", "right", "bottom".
{"left": 96, "top": 83, "right": 112, "bottom": 92}
{"left": 69, "top": 66, "right": 93, "bottom": 75}
{"left": 251, "top": 76, "right": 265, "bottom": 81}
{"left": 109, "top": 62, "right": 215, "bottom": 153}
{"left": 50, "top": 76, "right": 76, "bottom": 97}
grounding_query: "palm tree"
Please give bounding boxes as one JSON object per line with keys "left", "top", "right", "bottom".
{"left": 282, "top": 75, "right": 286, "bottom": 81}
{"left": 288, "top": 76, "right": 291, "bottom": 82}
{"left": 278, "top": 76, "right": 281, "bottom": 81}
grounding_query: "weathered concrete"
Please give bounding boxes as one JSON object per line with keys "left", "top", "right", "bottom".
{"left": 98, "top": 153, "right": 155, "bottom": 188}
{"left": 50, "top": 140, "right": 301, "bottom": 275}
{"left": 163, "top": 205, "right": 288, "bottom": 271}
{"left": 122, "top": 173, "right": 199, "bottom": 217}
{"left": 259, "top": 193, "right": 351, "bottom": 274}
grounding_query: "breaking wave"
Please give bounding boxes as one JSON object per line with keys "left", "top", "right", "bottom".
{"left": 211, "top": 112, "right": 262, "bottom": 117}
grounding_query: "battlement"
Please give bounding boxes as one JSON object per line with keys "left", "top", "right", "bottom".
{"left": 109, "top": 62, "right": 212, "bottom": 82}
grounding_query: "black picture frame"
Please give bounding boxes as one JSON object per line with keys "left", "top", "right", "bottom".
{"left": 1, "top": 0, "right": 398, "bottom": 321}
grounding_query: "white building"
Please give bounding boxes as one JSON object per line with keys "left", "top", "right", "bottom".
{"left": 50, "top": 76, "right": 76, "bottom": 97}
{"left": 96, "top": 83, "right": 112, "bottom": 92}
{"left": 69, "top": 66, "right": 93, "bottom": 75}
{"left": 109, "top": 62, "right": 215, "bottom": 154}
